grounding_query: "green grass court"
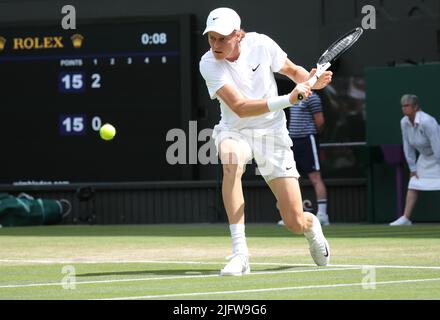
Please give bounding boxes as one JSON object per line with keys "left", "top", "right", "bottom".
{"left": 0, "top": 224, "right": 439, "bottom": 300}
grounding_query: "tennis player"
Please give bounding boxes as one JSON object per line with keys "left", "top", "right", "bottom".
{"left": 200, "top": 7, "right": 333, "bottom": 275}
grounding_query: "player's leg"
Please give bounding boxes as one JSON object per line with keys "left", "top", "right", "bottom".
{"left": 277, "top": 137, "right": 306, "bottom": 226}
{"left": 267, "top": 177, "right": 330, "bottom": 266}
{"left": 218, "top": 138, "right": 252, "bottom": 275}
{"left": 219, "top": 138, "right": 247, "bottom": 225}
{"left": 254, "top": 132, "right": 330, "bottom": 266}
{"left": 268, "top": 177, "right": 311, "bottom": 233}
{"left": 390, "top": 189, "right": 417, "bottom": 226}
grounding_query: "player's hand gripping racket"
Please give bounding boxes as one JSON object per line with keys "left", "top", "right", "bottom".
{"left": 298, "top": 27, "right": 364, "bottom": 100}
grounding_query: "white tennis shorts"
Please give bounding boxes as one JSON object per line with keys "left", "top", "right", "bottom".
{"left": 212, "top": 125, "right": 300, "bottom": 182}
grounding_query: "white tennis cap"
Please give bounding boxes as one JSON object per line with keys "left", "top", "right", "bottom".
{"left": 203, "top": 7, "right": 241, "bottom": 36}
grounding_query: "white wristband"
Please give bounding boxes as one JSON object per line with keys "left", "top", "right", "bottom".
{"left": 267, "top": 94, "right": 291, "bottom": 112}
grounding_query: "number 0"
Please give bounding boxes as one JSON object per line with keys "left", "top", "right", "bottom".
{"left": 92, "top": 116, "right": 102, "bottom": 131}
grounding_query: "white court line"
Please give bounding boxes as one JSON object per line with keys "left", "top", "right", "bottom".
{"left": 328, "top": 264, "right": 440, "bottom": 270}
{"left": 97, "top": 277, "right": 440, "bottom": 300}
{"left": 1, "top": 259, "right": 439, "bottom": 290}
{"left": 0, "top": 267, "right": 358, "bottom": 289}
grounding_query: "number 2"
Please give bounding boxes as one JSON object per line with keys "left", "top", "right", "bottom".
{"left": 91, "top": 73, "right": 101, "bottom": 88}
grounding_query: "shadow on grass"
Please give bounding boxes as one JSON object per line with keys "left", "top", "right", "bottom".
{"left": 77, "top": 265, "right": 297, "bottom": 278}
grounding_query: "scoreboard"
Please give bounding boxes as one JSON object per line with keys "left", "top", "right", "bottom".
{"left": 0, "top": 16, "right": 194, "bottom": 186}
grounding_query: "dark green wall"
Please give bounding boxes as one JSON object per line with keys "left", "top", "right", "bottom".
{"left": 366, "top": 64, "right": 440, "bottom": 223}
{"left": 366, "top": 64, "right": 440, "bottom": 146}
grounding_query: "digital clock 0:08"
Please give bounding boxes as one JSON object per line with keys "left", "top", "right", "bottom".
{"left": 141, "top": 33, "right": 167, "bottom": 45}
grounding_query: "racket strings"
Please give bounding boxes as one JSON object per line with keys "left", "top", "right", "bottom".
{"left": 322, "top": 37, "right": 352, "bottom": 62}
{"left": 319, "top": 29, "right": 362, "bottom": 64}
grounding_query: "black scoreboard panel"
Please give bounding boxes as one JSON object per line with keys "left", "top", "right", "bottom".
{"left": 0, "top": 16, "right": 194, "bottom": 186}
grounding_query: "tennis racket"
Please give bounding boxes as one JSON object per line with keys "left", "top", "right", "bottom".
{"left": 298, "top": 27, "right": 364, "bottom": 100}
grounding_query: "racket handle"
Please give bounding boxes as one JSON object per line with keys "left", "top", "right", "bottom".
{"left": 297, "top": 76, "right": 319, "bottom": 101}
{"left": 297, "top": 62, "right": 331, "bottom": 101}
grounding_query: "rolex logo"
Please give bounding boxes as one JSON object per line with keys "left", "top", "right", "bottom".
{"left": 71, "top": 34, "right": 84, "bottom": 48}
{"left": 0, "top": 37, "right": 6, "bottom": 51}
{"left": 13, "top": 36, "right": 64, "bottom": 50}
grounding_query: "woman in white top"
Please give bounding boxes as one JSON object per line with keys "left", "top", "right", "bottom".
{"left": 199, "top": 7, "right": 333, "bottom": 275}
{"left": 390, "top": 94, "right": 440, "bottom": 226}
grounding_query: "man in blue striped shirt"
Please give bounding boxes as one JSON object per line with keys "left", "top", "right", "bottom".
{"left": 279, "top": 91, "right": 329, "bottom": 226}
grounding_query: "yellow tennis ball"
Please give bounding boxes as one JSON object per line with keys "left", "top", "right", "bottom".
{"left": 99, "top": 123, "right": 116, "bottom": 141}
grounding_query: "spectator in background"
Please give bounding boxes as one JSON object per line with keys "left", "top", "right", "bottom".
{"left": 278, "top": 91, "right": 329, "bottom": 226}
{"left": 390, "top": 94, "right": 440, "bottom": 226}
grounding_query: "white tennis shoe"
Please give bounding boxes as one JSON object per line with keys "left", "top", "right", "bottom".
{"left": 390, "top": 216, "right": 412, "bottom": 226}
{"left": 220, "top": 253, "right": 250, "bottom": 276}
{"left": 306, "top": 215, "right": 330, "bottom": 266}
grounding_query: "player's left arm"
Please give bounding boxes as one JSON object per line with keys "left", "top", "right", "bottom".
{"left": 278, "top": 58, "right": 332, "bottom": 89}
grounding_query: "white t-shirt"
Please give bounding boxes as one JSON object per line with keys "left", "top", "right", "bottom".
{"left": 199, "top": 32, "right": 288, "bottom": 131}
